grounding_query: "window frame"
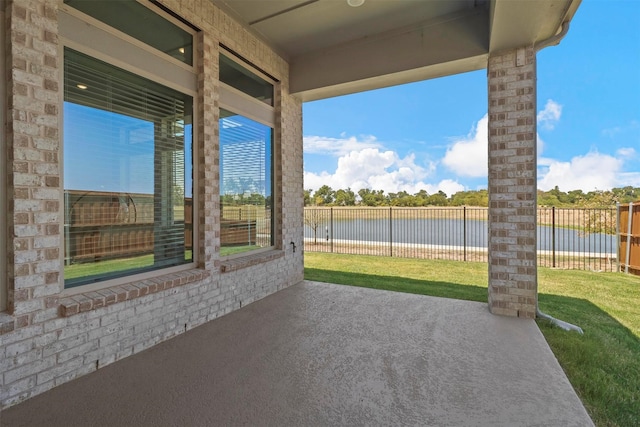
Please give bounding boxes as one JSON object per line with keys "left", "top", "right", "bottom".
{"left": 61, "top": 0, "right": 196, "bottom": 71}
{"left": 59, "top": 1, "right": 199, "bottom": 295}
{"left": 218, "top": 51, "right": 279, "bottom": 260}
{"left": 0, "top": 1, "right": 6, "bottom": 311}
{"left": 59, "top": 3, "right": 196, "bottom": 96}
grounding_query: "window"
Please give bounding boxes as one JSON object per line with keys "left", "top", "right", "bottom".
{"left": 220, "top": 54, "right": 273, "bottom": 105}
{"left": 63, "top": 0, "right": 193, "bottom": 65}
{"left": 61, "top": 0, "right": 197, "bottom": 290}
{"left": 219, "top": 110, "right": 273, "bottom": 255}
{"left": 0, "top": 4, "right": 5, "bottom": 310}
{"left": 219, "top": 53, "right": 276, "bottom": 257}
{"left": 63, "top": 49, "right": 194, "bottom": 288}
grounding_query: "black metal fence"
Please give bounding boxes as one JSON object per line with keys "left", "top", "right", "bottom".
{"left": 304, "top": 206, "right": 619, "bottom": 272}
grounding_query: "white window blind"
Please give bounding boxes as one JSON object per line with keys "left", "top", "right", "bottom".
{"left": 63, "top": 48, "right": 193, "bottom": 288}
{"left": 219, "top": 109, "right": 273, "bottom": 255}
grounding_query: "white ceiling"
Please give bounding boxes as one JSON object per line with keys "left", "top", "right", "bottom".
{"left": 211, "top": 0, "right": 582, "bottom": 100}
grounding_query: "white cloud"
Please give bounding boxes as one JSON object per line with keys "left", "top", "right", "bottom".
{"left": 616, "top": 172, "right": 640, "bottom": 187}
{"left": 304, "top": 147, "right": 461, "bottom": 195}
{"left": 601, "top": 126, "right": 622, "bottom": 138}
{"left": 538, "top": 148, "right": 640, "bottom": 191}
{"left": 442, "top": 103, "right": 556, "bottom": 177}
{"left": 616, "top": 147, "right": 637, "bottom": 158}
{"left": 602, "top": 120, "right": 639, "bottom": 138}
{"left": 537, "top": 99, "right": 562, "bottom": 130}
{"left": 537, "top": 134, "right": 545, "bottom": 157}
{"left": 441, "top": 115, "right": 488, "bottom": 177}
{"left": 430, "top": 179, "right": 466, "bottom": 196}
{"left": 303, "top": 135, "right": 381, "bottom": 157}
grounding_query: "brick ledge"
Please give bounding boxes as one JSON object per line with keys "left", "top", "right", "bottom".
{"left": 59, "top": 269, "right": 210, "bottom": 317}
{"left": 220, "top": 249, "right": 284, "bottom": 273}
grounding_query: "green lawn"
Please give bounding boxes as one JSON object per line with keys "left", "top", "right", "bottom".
{"left": 65, "top": 254, "right": 155, "bottom": 280}
{"left": 64, "top": 246, "right": 259, "bottom": 282}
{"left": 65, "top": 251, "right": 193, "bottom": 281}
{"left": 304, "top": 252, "right": 640, "bottom": 427}
{"left": 220, "top": 245, "right": 261, "bottom": 256}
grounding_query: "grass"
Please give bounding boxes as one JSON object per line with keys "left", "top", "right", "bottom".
{"left": 64, "top": 246, "right": 261, "bottom": 281}
{"left": 220, "top": 245, "right": 261, "bottom": 256}
{"left": 65, "top": 254, "right": 155, "bottom": 280}
{"left": 304, "top": 252, "right": 640, "bottom": 427}
{"left": 64, "top": 251, "right": 193, "bottom": 280}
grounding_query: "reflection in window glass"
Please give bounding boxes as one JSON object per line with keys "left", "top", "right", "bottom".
{"left": 64, "top": 0, "right": 193, "bottom": 65}
{"left": 220, "top": 54, "right": 273, "bottom": 105}
{"left": 63, "top": 49, "right": 193, "bottom": 288}
{"left": 219, "top": 109, "right": 273, "bottom": 256}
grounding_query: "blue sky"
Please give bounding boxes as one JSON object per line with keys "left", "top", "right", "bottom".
{"left": 64, "top": 103, "right": 193, "bottom": 197}
{"left": 302, "top": 0, "right": 640, "bottom": 196}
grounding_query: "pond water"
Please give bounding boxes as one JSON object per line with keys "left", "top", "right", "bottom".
{"left": 304, "top": 218, "right": 616, "bottom": 254}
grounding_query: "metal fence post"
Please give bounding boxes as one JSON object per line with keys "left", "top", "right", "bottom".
{"left": 389, "top": 207, "right": 393, "bottom": 257}
{"left": 463, "top": 206, "right": 467, "bottom": 262}
{"left": 330, "top": 207, "right": 334, "bottom": 253}
{"left": 303, "top": 205, "right": 618, "bottom": 271}
{"left": 64, "top": 190, "right": 71, "bottom": 266}
{"left": 552, "top": 206, "right": 556, "bottom": 268}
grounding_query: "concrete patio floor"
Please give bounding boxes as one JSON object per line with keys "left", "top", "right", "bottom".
{"left": 1, "top": 281, "right": 593, "bottom": 427}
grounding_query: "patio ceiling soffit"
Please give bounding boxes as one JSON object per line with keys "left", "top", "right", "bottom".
{"left": 210, "top": 0, "right": 582, "bottom": 101}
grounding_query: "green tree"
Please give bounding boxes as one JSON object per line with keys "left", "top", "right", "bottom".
{"left": 334, "top": 188, "right": 356, "bottom": 206}
{"left": 313, "top": 185, "right": 335, "bottom": 205}
{"left": 472, "top": 189, "right": 489, "bottom": 207}
{"left": 538, "top": 190, "right": 562, "bottom": 207}
{"left": 612, "top": 186, "right": 640, "bottom": 203}
{"left": 414, "top": 189, "right": 430, "bottom": 206}
{"left": 245, "top": 193, "right": 266, "bottom": 206}
{"left": 549, "top": 185, "right": 570, "bottom": 204}
{"left": 303, "top": 189, "right": 313, "bottom": 206}
{"left": 450, "top": 190, "right": 488, "bottom": 207}
{"left": 390, "top": 191, "right": 418, "bottom": 207}
{"left": 427, "top": 191, "right": 448, "bottom": 206}
{"left": 304, "top": 207, "right": 327, "bottom": 245}
{"left": 566, "top": 189, "right": 585, "bottom": 204}
{"left": 173, "top": 185, "right": 185, "bottom": 206}
{"left": 358, "top": 188, "right": 387, "bottom": 206}
{"left": 577, "top": 190, "right": 617, "bottom": 235}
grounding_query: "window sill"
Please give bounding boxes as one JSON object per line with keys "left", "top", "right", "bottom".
{"left": 59, "top": 268, "right": 210, "bottom": 317}
{"left": 220, "top": 249, "right": 284, "bottom": 273}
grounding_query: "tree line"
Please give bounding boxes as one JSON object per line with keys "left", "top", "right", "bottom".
{"left": 304, "top": 185, "right": 640, "bottom": 207}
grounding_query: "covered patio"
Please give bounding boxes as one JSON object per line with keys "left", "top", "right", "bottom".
{"left": 2, "top": 281, "right": 592, "bottom": 426}
{"left": 1, "top": 0, "right": 588, "bottom": 419}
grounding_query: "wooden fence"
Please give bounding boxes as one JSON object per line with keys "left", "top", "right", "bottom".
{"left": 64, "top": 191, "right": 260, "bottom": 263}
{"left": 619, "top": 201, "right": 640, "bottom": 276}
{"left": 64, "top": 190, "right": 192, "bottom": 263}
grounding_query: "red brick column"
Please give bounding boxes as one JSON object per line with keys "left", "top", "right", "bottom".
{"left": 487, "top": 47, "right": 537, "bottom": 318}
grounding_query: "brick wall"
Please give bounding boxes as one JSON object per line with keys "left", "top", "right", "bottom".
{"left": 487, "top": 46, "right": 538, "bottom": 319}
{"left": 0, "top": 0, "right": 304, "bottom": 408}
{"left": 5, "top": 0, "right": 61, "bottom": 331}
